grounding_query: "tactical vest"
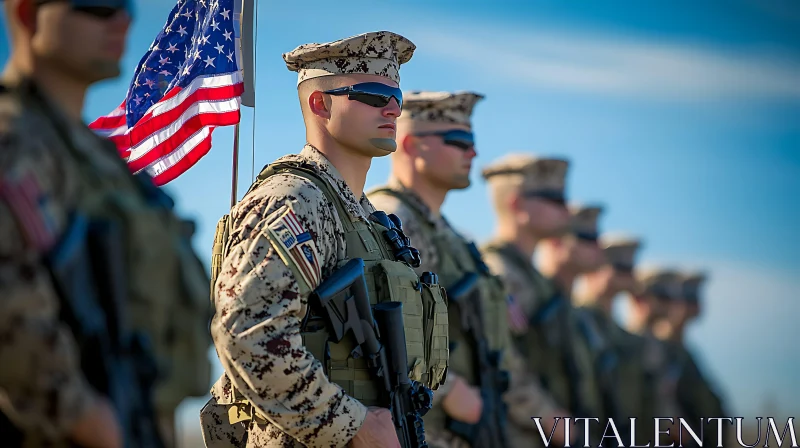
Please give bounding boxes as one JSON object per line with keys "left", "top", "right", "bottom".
{"left": 368, "top": 188, "right": 509, "bottom": 431}
{"left": 209, "top": 161, "right": 449, "bottom": 414}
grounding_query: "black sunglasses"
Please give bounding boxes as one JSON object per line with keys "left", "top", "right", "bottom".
{"left": 611, "top": 263, "right": 634, "bottom": 275}
{"left": 323, "top": 82, "right": 403, "bottom": 109}
{"left": 36, "top": 0, "right": 132, "bottom": 19}
{"left": 574, "top": 232, "right": 599, "bottom": 243}
{"left": 522, "top": 190, "right": 566, "bottom": 207}
{"left": 413, "top": 129, "right": 475, "bottom": 151}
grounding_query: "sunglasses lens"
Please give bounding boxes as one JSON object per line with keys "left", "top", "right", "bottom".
{"left": 71, "top": 0, "right": 131, "bottom": 18}
{"left": 351, "top": 83, "right": 402, "bottom": 108}
{"left": 350, "top": 92, "right": 391, "bottom": 108}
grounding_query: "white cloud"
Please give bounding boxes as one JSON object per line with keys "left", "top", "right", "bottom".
{"left": 406, "top": 23, "right": 800, "bottom": 103}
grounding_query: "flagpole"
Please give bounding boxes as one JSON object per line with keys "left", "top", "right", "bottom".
{"left": 231, "top": 124, "right": 240, "bottom": 208}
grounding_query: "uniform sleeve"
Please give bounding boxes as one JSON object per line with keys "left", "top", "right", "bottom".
{"left": 368, "top": 193, "right": 439, "bottom": 275}
{"left": 212, "top": 175, "right": 367, "bottom": 448}
{"left": 0, "top": 194, "right": 100, "bottom": 440}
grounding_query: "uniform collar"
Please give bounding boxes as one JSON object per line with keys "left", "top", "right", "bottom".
{"left": 386, "top": 177, "right": 444, "bottom": 229}
{"left": 279, "top": 144, "right": 376, "bottom": 221}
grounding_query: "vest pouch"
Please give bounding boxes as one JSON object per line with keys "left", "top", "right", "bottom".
{"left": 371, "top": 259, "right": 428, "bottom": 386}
{"left": 479, "top": 276, "right": 508, "bottom": 354}
{"left": 420, "top": 282, "right": 448, "bottom": 390}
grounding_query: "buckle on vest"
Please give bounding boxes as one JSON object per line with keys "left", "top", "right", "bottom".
{"left": 228, "top": 402, "right": 253, "bottom": 425}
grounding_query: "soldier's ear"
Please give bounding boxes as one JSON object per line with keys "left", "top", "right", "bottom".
{"left": 400, "top": 134, "right": 418, "bottom": 156}
{"left": 308, "top": 90, "right": 331, "bottom": 120}
{"left": 13, "top": 0, "right": 36, "bottom": 34}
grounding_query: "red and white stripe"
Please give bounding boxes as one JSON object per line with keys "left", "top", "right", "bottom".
{"left": 507, "top": 295, "right": 530, "bottom": 334}
{"left": 89, "top": 71, "right": 244, "bottom": 186}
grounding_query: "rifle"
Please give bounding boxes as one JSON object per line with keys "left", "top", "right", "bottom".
{"left": 46, "top": 213, "right": 164, "bottom": 448}
{"left": 444, "top": 272, "right": 510, "bottom": 448}
{"left": 309, "top": 258, "right": 433, "bottom": 448}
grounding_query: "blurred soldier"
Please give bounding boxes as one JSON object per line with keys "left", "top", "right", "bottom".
{"left": 626, "top": 268, "right": 686, "bottom": 445}
{"left": 368, "top": 91, "right": 512, "bottom": 448}
{"left": 480, "top": 155, "right": 593, "bottom": 447}
{"left": 533, "top": 204, "right": 608, "bottom": 444}
{"left": 574, "top": 234, "right": 647, "bottom": 444}
{"left": 0, "top": 0, "right": 211, "bottom": 447}
{"left": 201, "top": 32, "right": 449, "bottom": 448}
{"left": 668, "top": 272, "right": 730, "bottom": 447}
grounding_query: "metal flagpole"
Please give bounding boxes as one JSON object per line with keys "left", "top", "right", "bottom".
{"left": 230, "top": 0, "right": 255, "bottom": 209}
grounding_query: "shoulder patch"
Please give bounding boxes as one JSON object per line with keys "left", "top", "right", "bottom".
{"left": 0, "top": 167, "right": 58, "bottom": 252}
{"left": 266, "top": 203, "right": 321, "bottom": 289}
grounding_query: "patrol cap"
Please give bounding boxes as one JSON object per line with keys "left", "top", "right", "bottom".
{"left": 399, "top": 91, "right": 484, "bottom": 126}
{"left": 600, "top": 233, "right": 641, "bottom": 273}
{"left": 283, "top": 31, "right": 416, "bottom": 86}
{"left": 680, "top": 271, "right": 708, "bottom": 303}
{"left": 635, "top": 267, "right": 682, "bottom": 299}
{"left": 569, "top": 203, "right": 603, "bottom": 242}
{"left": 481, "top": 153, "right": 570, "bottom": 200}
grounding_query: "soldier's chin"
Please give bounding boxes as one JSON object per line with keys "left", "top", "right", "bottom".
{"left": 368, "top": 138, "right": 397, "bottom": 156}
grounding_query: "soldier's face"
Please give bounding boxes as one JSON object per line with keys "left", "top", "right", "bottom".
{"left": 571, "top": 239, "right": 605, "bottom": 273}
{"left": 407, "top": 122, "right": 476, "bottom": 191}
{"left": 667, "top": 300, "right": 690, "bottom": 327}
{"left": 326, "top": 74, "right": 402, "bottom": 158}
{"left": 521, "top": 198, "right": 570, "bottom": 238}
{"left": 610, "top": 268, "right": 638, "bottom": 295}
{"left": 32, "top": 1, "right": 131, "bottom": 83}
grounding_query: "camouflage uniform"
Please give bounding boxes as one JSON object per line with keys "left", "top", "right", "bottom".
{"left": 200, "top": 32, "right": 449, "bottom": 448}
{"left": 0, "top": 79, "right": 209, "bottom": 446}
{"left": 481, "top": 155, "right": 604, "bottom": 447}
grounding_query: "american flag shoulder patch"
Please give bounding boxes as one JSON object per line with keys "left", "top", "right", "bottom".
{"left": 0, "top": 168, "right": 58, "bottom": 252}
{"left": 266, "top": 204, "right": 321, "bottom": 288}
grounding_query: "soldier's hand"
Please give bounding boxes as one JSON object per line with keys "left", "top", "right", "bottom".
{"left": 69, "top": 397, "right": 123, "bottom": 448}
{"left": 442, "top": 377, "right": 483, "bottom": 424}
{"left": 350, "top": 406, "right": 400, "bottom": 448}
{"left": 541, "top": 409, "right": 571, "bottom": 447}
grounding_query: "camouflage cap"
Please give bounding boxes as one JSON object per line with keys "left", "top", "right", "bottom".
{"left": 679, "top": 271, "right": 708, "bottom": 303}
{"left": 283, "top": 31, "right": 416, "bottom": 86}
{"left": 635, "top": 267, "right": 682, "bottom": 299}
{"left": 399, "top": 91, "right": 485, "bottom": 126}
{"left": 568, "top": 203, "right": 603, "bottom": 242}
{"left": 481, "top": 153, "right": 569, "bottom": 197}
{"left": 600, "top": 233, "right": 641, "bottom": 272}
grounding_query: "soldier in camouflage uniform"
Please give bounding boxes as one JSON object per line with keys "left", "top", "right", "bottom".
{"left": 574, "top": 234, "right": 648, "bottom": 444}
{"left": 480, "top": 155, "right": 597, "bottom": 447}
{"left": 625, "top": 268, "right": 687, "bottom": 445}
{"left": 0, "top": 1, "right": 211, "bottom": 447}
{"left": 662, "top": 272, "right": 730, "bottom": 447}
{"left": 368, "top": 91, "right": 518, "bottom": 448}
{"left": 200, "top": 32, "right": 450, "bottom": 448}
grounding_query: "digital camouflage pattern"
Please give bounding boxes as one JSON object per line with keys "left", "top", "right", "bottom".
{"left": 202, "top": 145, "right": 395, "bottom": 447}
{"left": 0, "top": 80, "right": 211, "bottom": 446}
{"left": 399, "top": 91, "right": 485, "bottom": 125}
{"left": 283, "top": 31, "right": 416, "bottom": 85}
{"left": 0, "top": 82, "right": 103, "bottom": 444}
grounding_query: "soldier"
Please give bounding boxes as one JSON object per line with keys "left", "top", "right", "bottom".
{"left": 480, "top": 155, "right": 595, "bottom": 447}
{"left": 626, "top": 268, "right": 686, "bottom": 445}
{"left": 367, "top": 91, "right": 513, "bottom": 448}
{"left": 200, "top": 32, "right": 449, "bottom": 448}
{"left": 669, "top": 272, "right": 730, "bottom": 447}
{"left": 573, "top": 234, "right": 648, "bottom": 443}
{"left": 0, "top": 0, "right": 211, "bottom": 447}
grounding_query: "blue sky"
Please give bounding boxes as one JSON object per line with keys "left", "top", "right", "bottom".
{"left": 3, "top": 0, "right": 799, "bottom": 433}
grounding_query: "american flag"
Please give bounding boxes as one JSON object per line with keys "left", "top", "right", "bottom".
{"left": 89, "top": 0, "right": 244, "bottom": 186}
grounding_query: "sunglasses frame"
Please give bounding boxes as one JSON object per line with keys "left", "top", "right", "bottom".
{"left": 322, "top": 82, "right": 403, "bottom": 109}
{"left": 36, "top": 0, "right": 132, "bottom": 19}
{"left": 413, "top": 129, "right": 476, "bottom": 151}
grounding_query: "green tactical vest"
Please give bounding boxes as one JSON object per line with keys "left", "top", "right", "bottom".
{"left": 23, "top": 84, "right": 213, "bottom": 414}
{"left": 368, "top": 187, "right": 509, "bottom": 430}
{"left": 481, "top": 242, "right": 603, "bottom": 425}
{"left": 210, "top": 161, "right": 449, "bottom": 412}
